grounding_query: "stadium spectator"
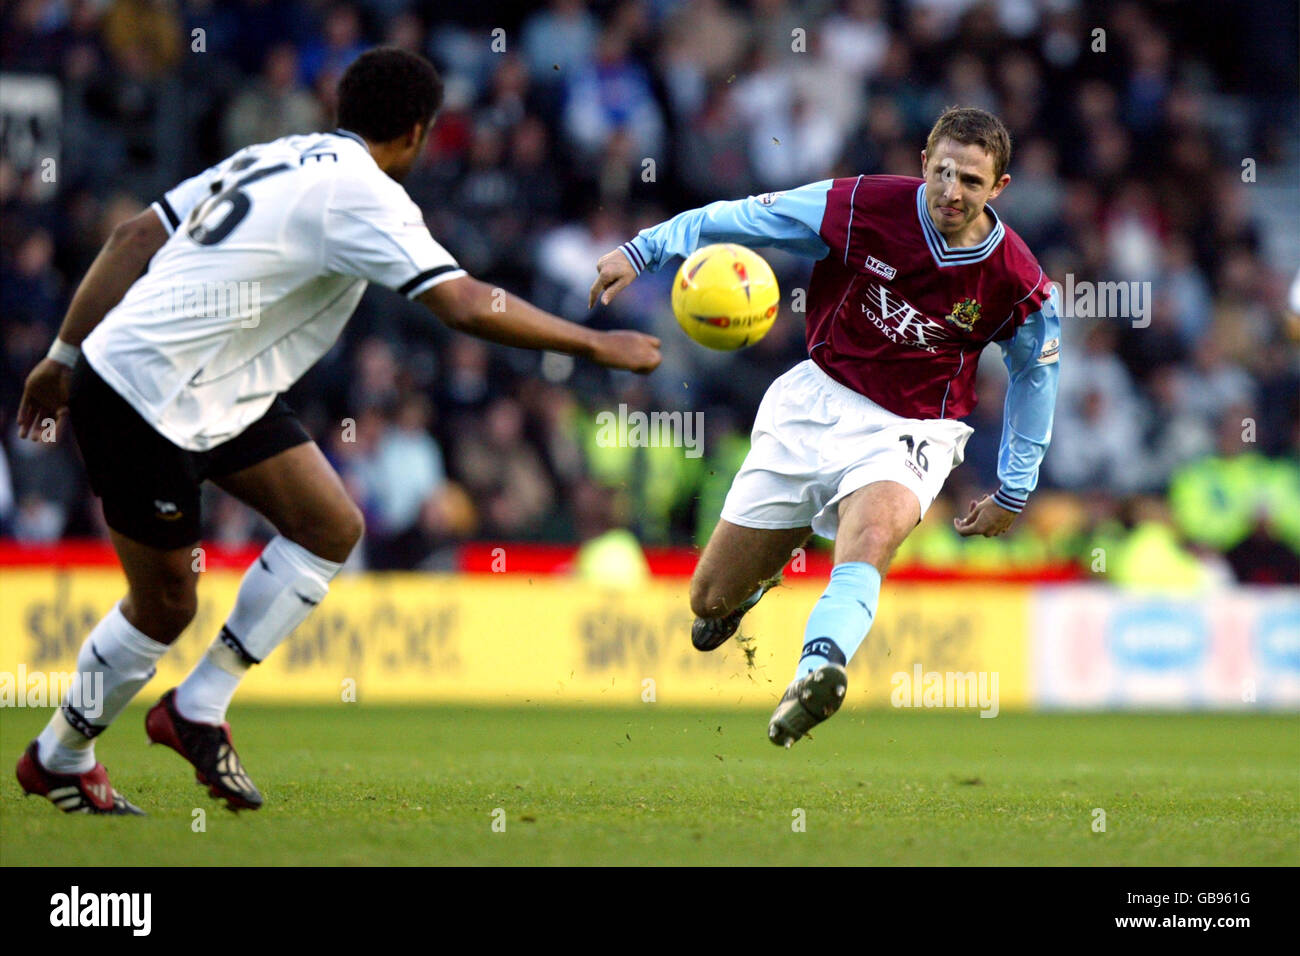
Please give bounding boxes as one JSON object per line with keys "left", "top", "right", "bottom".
{"left": 1048, "top": 323, "right": 1145, "bottom": 493}
{"left": 521, "top": 0, "right": 599, "bottom": 81}
{"left": 562, "top": 25, "right": 664, "bottom": 161}
{"left": 1168, "top": 410, "right": 1300, "bottom": 566}
{"left": 355, "top": 394, "right": 461, "bottom": 569}
{"left": 0, "top": 228, "right": 63, "bottom": 331}
{"left": 451, "top": 396, "right": 556, "bottom": 539}
{"left": 298, "top": 3, "right": 366, "bottom": 90}
{"left": 222, "top": 44, "right": 324, "bottom": 155}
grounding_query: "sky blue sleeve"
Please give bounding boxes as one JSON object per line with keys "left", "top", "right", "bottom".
{"left": 992, "top": 287, "right": 1061, "bottom": 514}
{"left": 619, "top": 181, "right": 833, "bottom": 273}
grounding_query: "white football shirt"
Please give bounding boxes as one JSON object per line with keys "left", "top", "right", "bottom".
{"left": 82, "top": 129, "right": 465, "bottom": 451}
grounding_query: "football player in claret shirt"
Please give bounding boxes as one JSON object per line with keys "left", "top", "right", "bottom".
{"left": 591, "top": 107, "right": 1061, "bottom": 746}
{"left": 15, "top": 48, "right": 660, "bottom": 814}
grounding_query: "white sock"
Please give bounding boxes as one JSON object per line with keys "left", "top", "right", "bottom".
{"left": 36, "top": 602, "right": 170, "bottom": 774}
{"left": 176, "top": 536, "right": 341, "bottom": 725}
{"left": 174, "top": 640, "right": 245, "bottom": 726}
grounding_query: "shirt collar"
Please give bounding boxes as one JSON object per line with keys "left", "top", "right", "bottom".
{"left": 334, "top": 128, "right": 371, "bottom": 152}
{"left": 914, "top": 183, "right": 1004, "bottom": 267}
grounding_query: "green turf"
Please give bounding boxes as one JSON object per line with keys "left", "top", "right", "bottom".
{"left": 2, "top": 704, "right": 1296, "bottom": 865}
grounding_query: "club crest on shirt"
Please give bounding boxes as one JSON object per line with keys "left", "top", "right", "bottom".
{"left": 945, "top": 298, "right": 981, "bottom": 331}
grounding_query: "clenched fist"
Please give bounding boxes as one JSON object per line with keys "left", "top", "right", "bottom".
{"left": 590, "top": 330, "right": 661, "bottom": 374}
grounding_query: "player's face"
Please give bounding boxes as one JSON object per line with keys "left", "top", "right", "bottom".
{"left": 920, "top": 139, "right": 1010, "bottom": 240}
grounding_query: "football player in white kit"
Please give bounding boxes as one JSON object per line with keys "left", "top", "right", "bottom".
{"left": 14, "top": 48, "right": 661, "bottom": 814}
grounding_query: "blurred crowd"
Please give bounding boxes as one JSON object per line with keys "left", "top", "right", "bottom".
{"left": 1, "top": 0, "right": 1297, "bottom": 585}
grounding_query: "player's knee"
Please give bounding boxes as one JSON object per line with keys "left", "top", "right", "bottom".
{"left": 335, "top": 502, "right": 365, "bottom": 554}
{"left": 841, "top": 524, "right": 902, "bottom": 570}
{"left": 282, "top": 501, "right": 364, "bottom": 564}
{"left": 689, "top": 576, "right": 729, "bottom": 619}
{"left": 130, "top": 579, "right": 197, "bottom": 641}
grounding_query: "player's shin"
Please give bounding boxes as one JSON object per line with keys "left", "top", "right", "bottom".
{"left": 795, "top": 562, "right": 881, "bottom": 679}
{"left": 175, "top": 535, "right": 342, "bottom": 724}
{"left": 36, "top": 603, "right": 170, "bottom": 773}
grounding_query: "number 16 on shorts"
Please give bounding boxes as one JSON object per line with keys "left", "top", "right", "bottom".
{"left": 898, "top": 434, "right": 930, "bottom": 480}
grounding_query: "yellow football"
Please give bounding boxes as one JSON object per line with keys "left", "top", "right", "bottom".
{"left": 671, "top": 244, "right": 780, "bottom": 351}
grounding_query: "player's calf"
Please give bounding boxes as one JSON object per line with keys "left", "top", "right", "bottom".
{"left": 768, "top": 560, "right": 882, "bottom": 746}
{"left": 148, "top": 534, "right": 345, "bottom": 809}
{"left": 691, "top": 573, "right": 781, "bottom": 651}
{"left": 121, "top": 583, "right": 197, "bottom": 645}
{"left": 689, "top": 521, "right": 810, "bottom": 651}
{"left": 24, "top": 597, "right": 173, "bottom": 799}
{"left": 111, "top": 531, "right": 202, "bottom": 645}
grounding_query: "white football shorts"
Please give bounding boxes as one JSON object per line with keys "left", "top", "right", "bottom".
{"left": 720, "top": 360, "right": 974, "bottom": 539}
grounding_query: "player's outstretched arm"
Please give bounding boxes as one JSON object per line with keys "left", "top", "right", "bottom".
{"left": 17, "top": 209, "right": 168, "bottom": 440}
{"left": 420, "top": 275, "right": 661, "bottom": 373}
{"left": 591, "top": 182, "right": 835, "bottom": 307}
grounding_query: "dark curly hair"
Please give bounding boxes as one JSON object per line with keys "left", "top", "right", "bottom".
{"left": 336, "top": 47, "right": 444, "bottom": 143}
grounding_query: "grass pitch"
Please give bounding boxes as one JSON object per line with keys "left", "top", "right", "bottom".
{"left": 2, "top": 704, "right": 1296, "bottom": 866}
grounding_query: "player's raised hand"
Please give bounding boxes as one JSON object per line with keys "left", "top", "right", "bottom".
{"left": 16, "top": 357, "right": 72, "bottom": 441}
{"left": 954, "top": 494, "right": 1018, "bottom": 537}
{"left": 589, "top": 249, "right": 638, "bottom": 308}
{"left": 590, "top": 330, "right": 661, "bottom": 374}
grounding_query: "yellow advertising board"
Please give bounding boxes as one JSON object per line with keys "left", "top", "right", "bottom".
{"left": 0, "top": 569, "right": 1029, "bottom": 708}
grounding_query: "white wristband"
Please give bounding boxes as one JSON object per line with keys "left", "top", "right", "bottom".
{"left": 47, "top": 338, "right": 80, "bottom": 368}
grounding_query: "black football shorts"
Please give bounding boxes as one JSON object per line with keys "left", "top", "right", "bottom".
{"left": 68, "top": 357, "right": 311, "bottom": 550}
